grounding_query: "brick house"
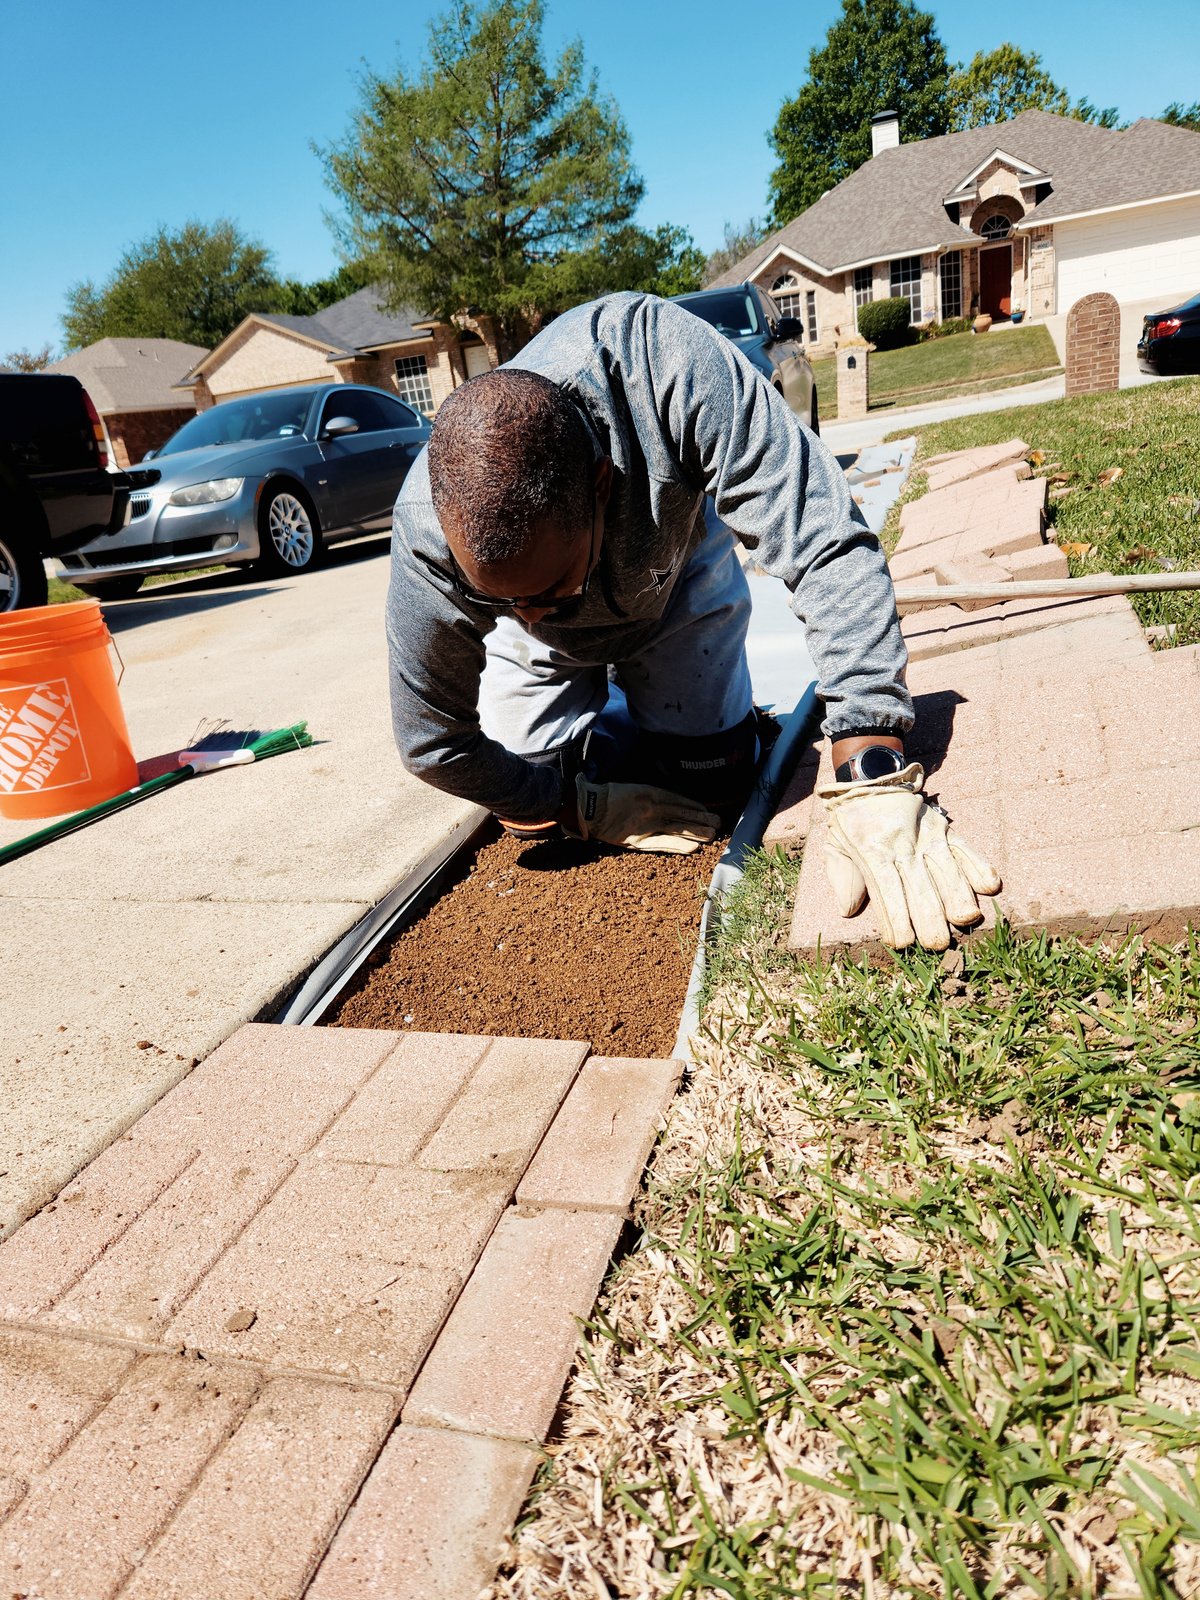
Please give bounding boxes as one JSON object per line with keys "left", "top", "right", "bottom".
{"left": 711, "top": 109, "right": 1200, "bottom": 355}
{"left": 47, "top": 338, "right": 206, "bottom": 467}
{"left": 176, "top": 287, "right": 500, "bottom": 417}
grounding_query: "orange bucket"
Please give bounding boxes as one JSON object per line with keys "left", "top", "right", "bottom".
{"left": 0, "top": 600, "right": 138, "bottom": 820}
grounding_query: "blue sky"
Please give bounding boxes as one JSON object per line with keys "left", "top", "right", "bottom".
{"left": 3, "top": 0, "right": 1198, "bottom": 355}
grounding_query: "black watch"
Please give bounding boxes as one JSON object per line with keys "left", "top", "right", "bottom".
{"left": 834, "top": 745, "right": 907, "bottom": 784}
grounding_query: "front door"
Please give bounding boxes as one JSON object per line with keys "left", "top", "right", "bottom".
{"left": 980, "top": 246, "right": 1013, "bottom": 319}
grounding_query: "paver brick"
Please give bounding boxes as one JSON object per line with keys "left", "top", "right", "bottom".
{"left": 417, "top": 1035, "right": 588, "bottom": 1176}
{"left": 923, "top": 439, "right": 1029, "bottom": 492}
{"left": 316, "top": 1031, "right": 489, "bottom": 1166}
{"left": 0, "top": 1025, "right": 400, "bottom": 1328}
{"left": 119, "top": 1377, "right": 398, "bottom": 1600}
{"left": 307, "top": 1424, "right": 538, "bottom": 1600}
{"left": 405, "top": 1206, "right": 622, "bottom": 1442}
{"left": 517, "top": 1056, "right": 681, "bottom": 1212}
{"left": 165, "top": 1161, "right": 511, "bottom": 1386}
{"left": 0, "top": 1327, "right": 135, "bottom": 1488}
{"left": 761, "top": 745, "right": 821, "bottom": 851}
{"left": 901, "top": 590, "right": 1130, "bottom": 663}
{"left": 44, "top": 1153, "right": 294, "bottom": 1342}
{"left": 0, "top": 1353, "right": 259, "bottom": 1600}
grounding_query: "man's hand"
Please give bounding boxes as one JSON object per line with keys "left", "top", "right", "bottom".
{"left": 574, "top": 774, "right": 720, "bottom": 855}
{"left": 817, "top": 762, "right": 1000, "bottom": 950}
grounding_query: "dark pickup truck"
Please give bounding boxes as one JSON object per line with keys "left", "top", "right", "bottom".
{"left": 0, "top": 373, "right": 131, "bottom": 611}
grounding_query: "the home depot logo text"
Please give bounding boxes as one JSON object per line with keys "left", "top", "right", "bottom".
{"left": 0, "top": 680, "right": 90, "bottom": 794}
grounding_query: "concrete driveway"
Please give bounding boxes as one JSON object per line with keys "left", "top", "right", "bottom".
{"left": 0, "top": 539, "right": 478, "bottom": 1238}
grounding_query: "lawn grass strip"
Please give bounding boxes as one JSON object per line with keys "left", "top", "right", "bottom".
{"left": 486, "top": 854, "right": 1200, "bottom": 1598}
{"left": 886, "top": 376, "right": 1200, "bottom": 646}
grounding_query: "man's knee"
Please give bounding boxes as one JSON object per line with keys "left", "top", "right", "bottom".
{"left": 636, "top": 711, "right": 760, "bottom": 824}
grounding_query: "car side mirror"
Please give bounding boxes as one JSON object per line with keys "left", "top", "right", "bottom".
{"left": 774, "top": 316, "right": 804, "bottom": 343}
{"left": 323, "top": 416, "right": 359, "bottom": 439}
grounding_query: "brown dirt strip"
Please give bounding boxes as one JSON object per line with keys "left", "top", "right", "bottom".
{"left": 328, "top": 827, "right": 723, "bottom": 1058}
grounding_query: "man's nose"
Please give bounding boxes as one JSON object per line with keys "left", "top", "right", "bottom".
{"left": 513, "top": 604, "right": 552, "bottom": 626}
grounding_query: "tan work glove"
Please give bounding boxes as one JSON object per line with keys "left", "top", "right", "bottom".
{"left": 575, "top": 774, "right": 720, "bottom": 855}
{"left": 817, "top": 762, "right": 1000, "bottom": 950}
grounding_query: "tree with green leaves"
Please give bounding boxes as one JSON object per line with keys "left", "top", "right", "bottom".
{"left": 947, "top": 45, "right": 1070, "bottom": 130}
{"left": 321, "top": 0, "right": 671, "bottom": 353}
{"left": 768, "top": 0, "right": 951, "bottom": 227}
{"left": 1162, "top": 101, "right": 1200, "bottom": 133}
{"left": 61, "top": 219, "right": 282, "bottom": 350}
{"left": 273, "top": 260, "right": 374, "bottom": 318}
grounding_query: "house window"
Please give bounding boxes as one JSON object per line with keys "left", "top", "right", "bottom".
{"left": 889, "top": 255, "right": 923, "bottom": 324}
{"left": 805, "top": 290, "right": 818, "bottom": 343}
{"left": 393, "top": 354, "right": 434, "bottom": 415}
{"left": 939, "top": 253, "right": 962, "bottom": 319}
{"left": 774, "top": 292, "right": 803, "bottom": 319}
{"left": 853, "top": 266, "right": 873, "bottom": 330}
{"left": 981, "top": 214, "right": 1012, "bottom": 241}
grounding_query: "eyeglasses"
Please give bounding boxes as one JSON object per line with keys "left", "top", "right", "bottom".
{"left": 448, "top": 490, "right": 600, "bottom": 617}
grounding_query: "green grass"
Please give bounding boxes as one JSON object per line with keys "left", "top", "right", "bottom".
{"left": 503, "top": 883, "right": 1200, "bottom": 1598}
{"left": 812, "top": 325, "right": 1061, "bottom": 414}
{"left": 48, "top": 567, "right": 229, "bottom": 604}
{"left": 885, "top": 375, "right": 1200, "bottom": 646}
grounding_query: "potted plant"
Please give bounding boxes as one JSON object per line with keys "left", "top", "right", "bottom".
{"left": 1011, "top": 301, "right": 1025, "bottom": 324}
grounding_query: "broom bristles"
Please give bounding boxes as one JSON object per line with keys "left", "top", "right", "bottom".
{"left": 246, "top": 722, "right": 312, "bottom": 760}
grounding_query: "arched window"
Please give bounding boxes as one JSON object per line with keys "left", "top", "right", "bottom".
{"left": 981, "top": 214, "right": 1012, "bottom": 241}
{"left": 771, "top": 273, "right": 799, "bottom": 292}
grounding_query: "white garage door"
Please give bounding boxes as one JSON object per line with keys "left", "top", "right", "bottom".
{"left": 1056, "top": 196, "right": 1200, "bottom": 307}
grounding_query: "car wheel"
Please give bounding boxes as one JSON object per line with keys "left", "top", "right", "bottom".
{"left": 254, "top": 485, "right": 322, "bottom": 577}
{"left": 809, "top": 389, "right": 820, "bottom": 437}
{"left": 73, "top": 574, "right": 145, "bottom": 601}
{"left": 0, "top": 532, "right": 48, "bottom": 612}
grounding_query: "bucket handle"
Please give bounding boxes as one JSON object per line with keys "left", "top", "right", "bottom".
{"left": 108, "top": 630, "right": 126, "bottom": 686}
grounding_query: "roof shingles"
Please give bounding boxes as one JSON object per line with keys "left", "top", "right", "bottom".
{"left": 711, "top": 110, "right": 1200, "bottom": 287}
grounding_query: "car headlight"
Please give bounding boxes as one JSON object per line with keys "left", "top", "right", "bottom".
{"left": 168, "top": 477, "right": 243, "bottom": 507}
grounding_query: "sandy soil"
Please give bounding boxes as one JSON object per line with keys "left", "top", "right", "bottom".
{"left": 328, "top": 828, "right": 722, "bottom": 1058}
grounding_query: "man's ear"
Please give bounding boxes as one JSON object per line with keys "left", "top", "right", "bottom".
{"left": 594, "top": 455, "right": 614, "bottom": 506}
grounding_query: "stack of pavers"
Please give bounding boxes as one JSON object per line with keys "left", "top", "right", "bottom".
{"left": 0, "top": 1024, "right": 679, "bottom": 1598}
{"left": 767, "top": 439, "right": 1200, "bottom": 950}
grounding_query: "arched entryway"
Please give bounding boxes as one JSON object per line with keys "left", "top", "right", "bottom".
{"left": 974, "top": 208, "right": 1019, "bottom": 320}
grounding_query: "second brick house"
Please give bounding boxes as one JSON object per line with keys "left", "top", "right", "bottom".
{"left": 711, "top": 108, "right": 1200, "bottom": 355}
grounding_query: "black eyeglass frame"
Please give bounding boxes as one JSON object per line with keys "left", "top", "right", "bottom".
{"left": 447, "top": 487, "right": 600, "bottom": 617}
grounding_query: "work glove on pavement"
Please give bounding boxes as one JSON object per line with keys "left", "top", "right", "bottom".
{"left": 575, "top": 774, "right": 720, "bottom": 855}
{"left": 817, "top": 762, "right": 1001, "bottom": 951}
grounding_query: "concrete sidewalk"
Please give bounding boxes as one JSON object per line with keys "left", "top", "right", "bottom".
{"left": 0, "top": 541, "right": 478, "bottom": 1239}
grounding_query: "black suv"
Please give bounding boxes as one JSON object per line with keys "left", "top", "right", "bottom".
{"left": 0, "top": 373, "right": 131, "bottom": 610}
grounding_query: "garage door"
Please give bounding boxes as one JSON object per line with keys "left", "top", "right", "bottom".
{"left": 1056, "top": 196, "right": 1200, "bottom": 307}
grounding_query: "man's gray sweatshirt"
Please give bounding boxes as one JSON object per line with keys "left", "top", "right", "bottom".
{"left": 387, "top": 291, "right": 911, "bottom": 824}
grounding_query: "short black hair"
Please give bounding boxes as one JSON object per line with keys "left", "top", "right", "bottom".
{"left": 427, "top": 369, "right": 594, "bottom": 564}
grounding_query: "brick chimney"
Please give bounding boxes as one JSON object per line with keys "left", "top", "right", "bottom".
{"left": 871, "top": 111, "right": 900, "bottom": 157}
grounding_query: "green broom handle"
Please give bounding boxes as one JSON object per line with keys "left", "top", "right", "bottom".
{"left": 0, "top": 768, "right": 193, "bottom": 867}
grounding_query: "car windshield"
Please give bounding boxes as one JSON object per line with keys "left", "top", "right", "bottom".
{"left": 674, "top": 290, "right": 760, "bottom": 339}
{"left": 157, "top": 392, "right": 312, "bottom": 456}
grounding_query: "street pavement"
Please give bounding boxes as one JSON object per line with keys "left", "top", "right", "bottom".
{"left": 0, "top": 539, "right": 481, "bottom": 1239}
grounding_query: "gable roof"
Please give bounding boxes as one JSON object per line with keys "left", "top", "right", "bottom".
{"left": 181, "top": 287, "right": 432, "bottom": 383}
{"left": 711, "top": 110, "right": 1200, "bottom": 286}
{"left": 47, "top": 337, "right": 209, "bottom": 413}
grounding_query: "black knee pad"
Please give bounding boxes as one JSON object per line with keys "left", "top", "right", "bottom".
{"left": 637, "top": 711, "right": 759, "bottom": 824}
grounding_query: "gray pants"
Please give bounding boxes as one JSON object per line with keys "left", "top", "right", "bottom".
{"left": 479, "top": 518, "right": 754, "bottom": 758}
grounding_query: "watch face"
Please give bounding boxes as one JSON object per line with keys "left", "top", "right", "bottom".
{"left": 856, "top": 745, "right": 905, "bottom": 781}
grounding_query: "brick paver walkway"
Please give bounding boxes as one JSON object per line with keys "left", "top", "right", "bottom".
{"left": 769, "top": 440, "right": 1200, "bottom": 950}
{"left": 0, "top": 1025, "right": 679, "bottom": 1598}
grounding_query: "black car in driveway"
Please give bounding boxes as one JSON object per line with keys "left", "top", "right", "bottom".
{"left": 0, "top": 373, "right": 131, "bottom": 610}
{"left": 671, "top": 283, "right": 819, "bottom": 432}
{"left": 1137, "top": 293, "right": 1200, "bottom": 376}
